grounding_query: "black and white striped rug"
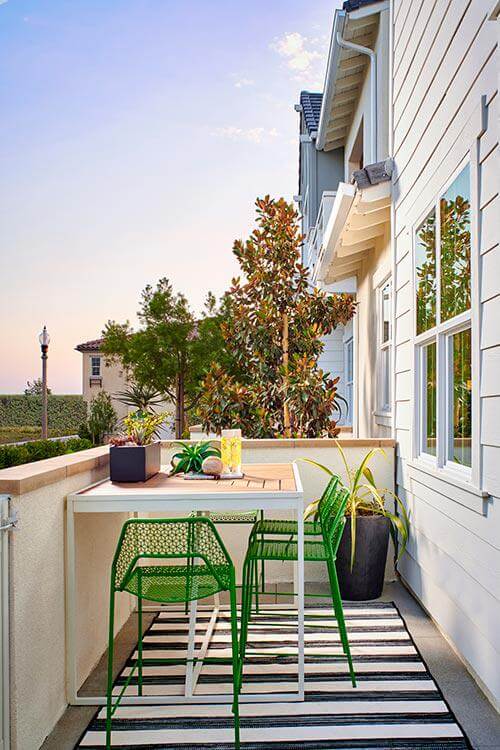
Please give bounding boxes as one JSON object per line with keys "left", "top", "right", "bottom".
{"left": 77, "top": 603, "right": 471, "bottom": 749}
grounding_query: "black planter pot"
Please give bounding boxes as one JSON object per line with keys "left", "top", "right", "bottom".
{"left": 336, "top": 515, "right": 390, "bottom": 600}
{"left": 110, "top": 442, "right": 161, "bottom": 483}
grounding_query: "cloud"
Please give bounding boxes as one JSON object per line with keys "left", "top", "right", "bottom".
{"left": 234, "top": 77, "right": 255, "bottom": 89}
{"left": 212, "top": 126, "right": 279, "bottom": 144}
{"left": 270, "top": 31, "right": 327, "bottom": 86}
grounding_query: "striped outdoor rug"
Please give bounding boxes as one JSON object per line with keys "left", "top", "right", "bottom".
{"left": 77, "top": 602, "right": 471, "bottom": 749}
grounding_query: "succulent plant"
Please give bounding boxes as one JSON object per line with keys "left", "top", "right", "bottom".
{"left": 170, "top": 440, "right": 221, "bottom": 475}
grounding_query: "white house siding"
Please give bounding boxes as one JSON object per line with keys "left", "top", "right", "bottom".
{"left": 391, "top": 0, "right": 499, "bottom": 707}
{"left": 318, "top": 327, "right": 347, "bottom": 423}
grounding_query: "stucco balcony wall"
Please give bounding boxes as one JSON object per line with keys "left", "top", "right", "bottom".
{"left": 0, "top": 437, "right": 395, "bottom": 750}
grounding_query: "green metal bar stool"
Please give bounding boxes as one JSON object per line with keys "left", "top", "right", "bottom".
{"left": 239, "top": 483, "right": 356, "bottom": 689}
{"left": 106, "top": 517, "right": 241, "bottom": 749}
{"left": 187, "top": 509, "right": 261, "bottom": 611}
{"left": 250, "top": 475, "right": 340, "bottom": 603}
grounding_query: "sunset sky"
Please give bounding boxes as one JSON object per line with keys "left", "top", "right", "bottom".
{"left": 0, "top": 0, "right": 340, "bottom": 393}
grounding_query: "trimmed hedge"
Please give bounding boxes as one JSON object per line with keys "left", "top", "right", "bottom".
{"left": 0, "top": 437, "right": 93, "bottom": 469}
{"left": 0, "top": 395, "right": 87, "bottom": 431}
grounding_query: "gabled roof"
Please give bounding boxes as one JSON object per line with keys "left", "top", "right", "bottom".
{"left": 75, "top": 338, "right": 103, "bottom": 352}
{"left": 300, "top": 91, "right": 323, "bottom": 135}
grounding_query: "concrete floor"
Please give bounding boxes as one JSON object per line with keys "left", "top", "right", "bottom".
{"left": 41, "top": 579, "right": 500, "bottom": 750}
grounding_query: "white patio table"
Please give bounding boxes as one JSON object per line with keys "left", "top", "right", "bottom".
{"left": 66, "top": 462, "right": 305, "bottom": 706}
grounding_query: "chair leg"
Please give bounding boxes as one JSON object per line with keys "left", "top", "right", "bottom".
{"left": 137, "top": 574, "right": 143, "bottom": 697}
{"left": 259, "top": 510, "right": 266, "bottom": 594}
{"left": 253, "top": 558, "right": 260, "bottom": 614}
{"left": 105, "top": 588, "right": 116, "bottom": 750}
{"left": 229, "top": 575, "right": 241, "bottom": 749}
{"left": 239, "top": 554, "right": 253, "bottom": 667}
{"left": 328, "top": 560, "right": 356, "bottom": 688}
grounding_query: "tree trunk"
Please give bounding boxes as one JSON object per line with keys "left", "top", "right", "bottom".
{"left": 175, "top": 376, "right": 182, "bottom": 439}
{"left": 282, "top": 312, "right": 291, "bottom": 438}
{"left": 178, "top": 371, "right": 185, "bottom": 438}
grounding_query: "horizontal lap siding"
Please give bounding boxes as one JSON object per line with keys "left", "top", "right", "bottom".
{"left": 392, "top": 0, "right": 499, "bottom": 705}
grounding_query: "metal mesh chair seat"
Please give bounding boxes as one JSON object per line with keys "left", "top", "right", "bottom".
{"left": 247, "top": 538, "right": 327, "bottom": 562}
{"left": 122, "top": 563, "right": 232, "bottom": 603}
{"left": 190, "top": 510, "right": 259, "bottom": 524}
{"left": 252, "top": 518, "right": 321, "bottom": 536}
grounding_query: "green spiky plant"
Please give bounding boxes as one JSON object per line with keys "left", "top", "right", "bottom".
{"left": 170, "top": 440, "right": 221, "bottom": 475}
{"left": 302, "top": 441, "right": 410, "bottom": 568}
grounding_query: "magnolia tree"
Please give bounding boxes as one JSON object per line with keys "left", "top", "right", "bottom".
{"left": 198, "top": 196, "right": 356, "bottom": 438}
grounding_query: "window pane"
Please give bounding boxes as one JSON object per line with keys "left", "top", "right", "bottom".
{"left": 382, "top": 282, "right": 391, "bottom": 343}
{"left": 91, "top": 357, "right": 101, "bottom": 376}
{"left": 440, "top": 166, "right": 471, "bottom": 321}
{"left": 381, "top": 347, "right": 391, "bottom": 411}
{"left": 423, "top": 342, "right": 437, "bottom": 456}
{"left": 415, "top": 210, "right": 436, "bottom": 334}
{"left": 449, "top": 328, "right": 472, "bottom": 467}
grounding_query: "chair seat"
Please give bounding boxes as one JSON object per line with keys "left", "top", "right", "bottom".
{"left": 122, "top": 563, "right": 231, "bottom": 604}
{"left": 247, "top": 538, "right": 327, "bottom": 562}
{"left": 190, "top": 510, "right": 259, "bottom": 524}
{"left": 253, "top": 518, "right": 321, "bottom": 536}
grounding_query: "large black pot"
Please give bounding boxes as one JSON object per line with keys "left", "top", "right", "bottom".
{"left": 110, "top": 442, "right": 161, "bottom": 483}
{"left": 336, "top": 515, "right": 390, "bottom": 600}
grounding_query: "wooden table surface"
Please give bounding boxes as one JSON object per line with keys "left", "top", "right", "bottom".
{"left": 79, "top": 463, "right": 298, "bottom": 496}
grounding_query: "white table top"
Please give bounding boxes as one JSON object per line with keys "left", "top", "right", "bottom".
{"left": 69, "top": 463, "right": 303, "bottom": 511}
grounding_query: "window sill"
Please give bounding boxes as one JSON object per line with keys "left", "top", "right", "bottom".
{"left": 406, "top": 457, "right": 489, "bottom": 515}
{"left": 373, "top": 410, "right": 392, "bottom": 427}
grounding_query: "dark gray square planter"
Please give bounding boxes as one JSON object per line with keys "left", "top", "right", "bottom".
{"left": 110, "top": 442, "right": 161, "bottom": 483}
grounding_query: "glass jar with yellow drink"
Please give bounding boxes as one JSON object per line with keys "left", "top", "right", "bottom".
{"left": 220, "top": 429, "right": 242, "bottom": 476}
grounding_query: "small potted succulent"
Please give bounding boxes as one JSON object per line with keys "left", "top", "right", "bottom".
{"left": 170, "top": 440, "right": 222, "bottom": 478}
{"left": 109, "top": 411, "right": 166, "bottom": 482}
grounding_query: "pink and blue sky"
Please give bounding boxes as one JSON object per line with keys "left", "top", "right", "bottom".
{"left": 0, "top": 0, "right": 339, "bottom": 393}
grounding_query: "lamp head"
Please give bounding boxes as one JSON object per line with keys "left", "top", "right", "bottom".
{"left": 39, "top": 326, "right": 50, "bottom": 351}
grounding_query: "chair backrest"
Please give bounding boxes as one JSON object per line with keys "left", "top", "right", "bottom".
{"left": 112, "top": 517, "right": 231, "bottom": 591}
{"left": 320, "top": 485, "right": 350, "bottom": 559}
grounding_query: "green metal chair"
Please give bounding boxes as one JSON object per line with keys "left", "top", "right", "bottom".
{"left": 106, "top": 517, "right": 241, "bottom": 749}
{"left": 239, "top": 483, "right": 356, "bottom": 689}
{"left": 250, "top": 475, "right": 340, "bottom": 605}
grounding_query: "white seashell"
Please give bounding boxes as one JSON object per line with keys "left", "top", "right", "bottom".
{"left": 201, "top": 456, "right": 223, "bottom": 476}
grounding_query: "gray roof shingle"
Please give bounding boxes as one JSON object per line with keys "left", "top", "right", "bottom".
{"left": 300, "top": 91, "right": 322, "bottom": 135}
{"left": 342, "top": 0, "right": 385, "bottom": 11}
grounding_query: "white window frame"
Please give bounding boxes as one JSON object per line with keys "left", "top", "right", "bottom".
{"left": 90, "top": 356, "right": 101, "bottom": 377}
{"left": 376, "top": 277, "right": 392, "bottom": 419}
{"left": 412, "top": 154, "right": 478, "bottom": 488}
{"left": 344, "top": 336, "right": 354, "bottom": 427}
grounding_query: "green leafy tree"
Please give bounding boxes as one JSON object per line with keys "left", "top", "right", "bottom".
{"left": 198, "top": 196, "right": 356, "bottom": 437}
{"left": 24, "top": 378, "right": 51, "bottom": 396}
{"left": 100, "top": 279, "right": 225, "bottom": 438}
{"left": 79, "top": 391, "right": 118, "bottom": 446}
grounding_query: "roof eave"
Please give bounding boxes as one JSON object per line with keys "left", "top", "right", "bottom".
{"left": 316, "top": 10, "right": 347, "bottom": 151}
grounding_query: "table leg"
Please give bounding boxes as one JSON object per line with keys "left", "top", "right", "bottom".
{"left": 184, "top": 597, "right": 198, "bottom": 697}
{"left": 296, "top": 499, "right": 305, "bottom": 699}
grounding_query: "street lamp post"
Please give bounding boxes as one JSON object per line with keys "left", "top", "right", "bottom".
{"left": 39, "top": 326, "right": 50, "bottom": 439}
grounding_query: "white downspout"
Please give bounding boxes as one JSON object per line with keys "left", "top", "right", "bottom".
{"left": 336, "top": 32, "right": 377, "bottom": 164}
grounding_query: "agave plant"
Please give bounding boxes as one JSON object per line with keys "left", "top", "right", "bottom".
{"left": 302, "top": 441, "right": 410, "bottom": 568}
{"left": 170, "top": 440, "right": 221, "bottom": 475}
{"left": 114, "top": 382, "right": 165, "bottom": 412}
